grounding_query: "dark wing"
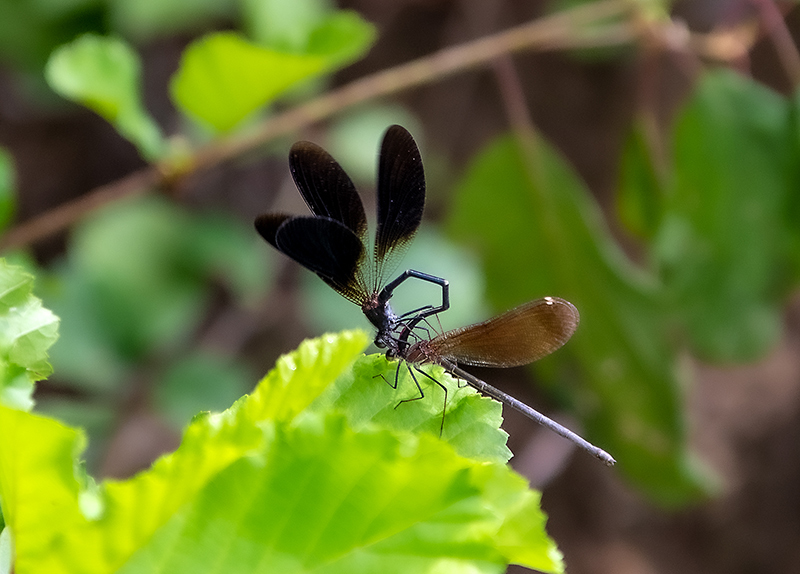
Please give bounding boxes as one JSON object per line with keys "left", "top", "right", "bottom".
{"left": 374, "top": 125, "right": 425, "bottom": 282}
{"left": 289, "top": 141, "right": 368, "bottom": 241}
{"left": 429, "top": 297, "right": 579, "bottom": 367}
{"left": 254, "top": 213, "right": 292, "bottom": 248}
{"left": 272, "top": 216, "right": 368, "bottom": 304}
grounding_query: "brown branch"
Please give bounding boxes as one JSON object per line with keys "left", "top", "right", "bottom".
{"left": 751, "top": 0, "right": 800, "bottom": 87}
{"left": 1, "top": 169, "right": 161, "bottom": 250}
{"left": 491, "top": 56, "right": 540, "bottom": 162}
{"left": 0, "top": 0, "right": 636, "bottom": 252}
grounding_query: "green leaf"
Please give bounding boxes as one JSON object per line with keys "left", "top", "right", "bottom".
{"left": 242, "top": 0, "right": 375, "bottom": 67}
{"left": 313, "top": 353, "right": 513, "bottom": 464}
{"left": 656, "top": 70, "right": 796, "bottom": 361}
{"left": 447, "top": 133, "right": 713, "bottom": 505}
{"left": 0, "top": 407, "right": 87, "bottom": 573}
{"left": 44, "top": 34, "right": 165, "bottom": 160}
{"left": 0, "top": 260, "right": 34, "bottom": 312}
{"left": 242, "top": 0, "right": 332, "bottom": 51}
{"left": 170, "top": 13, "right": 375, "bottom": 132}
{"left": 118, "top": 416, "right": 558, "bottom": 574}
{"left": 617, "top": 121, "right": 665, "bottom": 240}
{"left": 305, "top": 10, "right": 376, "bottom": 68}
{"left": 171, "top": 32, "right": 326, "bottom": 132}
{"left": 0, "top": 260, "right": 59, "bottom": 410}
{"left": 0, "top": 149, "right": 16, "bottom": 233}
{"left": 787, "top": 87, "right": 800, "bottom": 280}
{"left": 0, "top": 331, "right": 563, "bottom": 574}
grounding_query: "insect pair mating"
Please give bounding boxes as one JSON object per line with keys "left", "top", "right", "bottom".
{"left": 255, "top": 125, "right": 615, "bottom": 466}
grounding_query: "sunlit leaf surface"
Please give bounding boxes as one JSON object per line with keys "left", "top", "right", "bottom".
{"left": 0, "top": 331, "right": 563, "bottom": 574}
{"left": 0, "top": 260, "right": 59, "bottom": 410}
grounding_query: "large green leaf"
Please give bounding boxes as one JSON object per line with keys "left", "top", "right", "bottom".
{"left": 617, "top": 121, "right": 665, "bottom": 240}
{"left": 656, "top": 70, "right": 796, "bottom": 361}
{"left": 447, "top": 133, "right": 712, "bottom": 505}
{"left": 787, "top": 87, "right": 800, "bottom": 279}
{"left": 315, "top": 353, "right": 512, "bottom": 464}
{"left": 0, "top": 149, "right": 15, "bottom": 233}
{"left": 0, "top": 331, "right": 563, "bottom": 574}
{"left": 0, "top": 260, "right": 59, "bottom": 410}
{"left": 45, "top": 34, "right": 165, "bottom": 160}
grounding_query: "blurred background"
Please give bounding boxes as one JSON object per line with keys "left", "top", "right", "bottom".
{"left": 1, "top": 0, "right": 800, "bottom": 572}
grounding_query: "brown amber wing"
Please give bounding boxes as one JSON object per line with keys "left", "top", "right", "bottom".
{"left": 429, "top": 297, "right": 579, "bottom": 367}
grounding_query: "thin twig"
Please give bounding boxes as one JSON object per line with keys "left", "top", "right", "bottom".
{"left": 751, "top": 0, "right": 800, "bottom": 87}
{"left": 491, "top": 56, "right": 540, "bottom": 161}
{"left": 1, "top": 169, "right": 160, "bottom": 249}
{"left": 1, "top": 0, "right": 636, "bottom": 251}
{"left": 189, "top": 0, "right": 636, "bottom": 170}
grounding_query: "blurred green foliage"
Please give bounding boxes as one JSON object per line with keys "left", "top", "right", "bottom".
{"left": 155, "top": 351, "right": 251, "bottom": 428}
{"left": 45, "top": 34, "right": 165, "bottom": 160}
{"left": 242, "top": 0, "right": 331, "bottom": 51}
{"left": 21, "top": 1, "right": 374, "bottom": 141}
{"left": 29, "top": 0, "right": 377, "bottom": 444}
{"left": 108, "top": 0, "right": 236, "bottom": 40}
{"left": 651, "top": 72, "right": 798, "bottom": 361}
{"left": 39, "top": 196, "right": 269, "bottom": 424}
{"left": 449, "top": 130, "right": 707, "bottom": 505}
{"left": 447, "top": 69, "right": 800, "bottom": 505}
